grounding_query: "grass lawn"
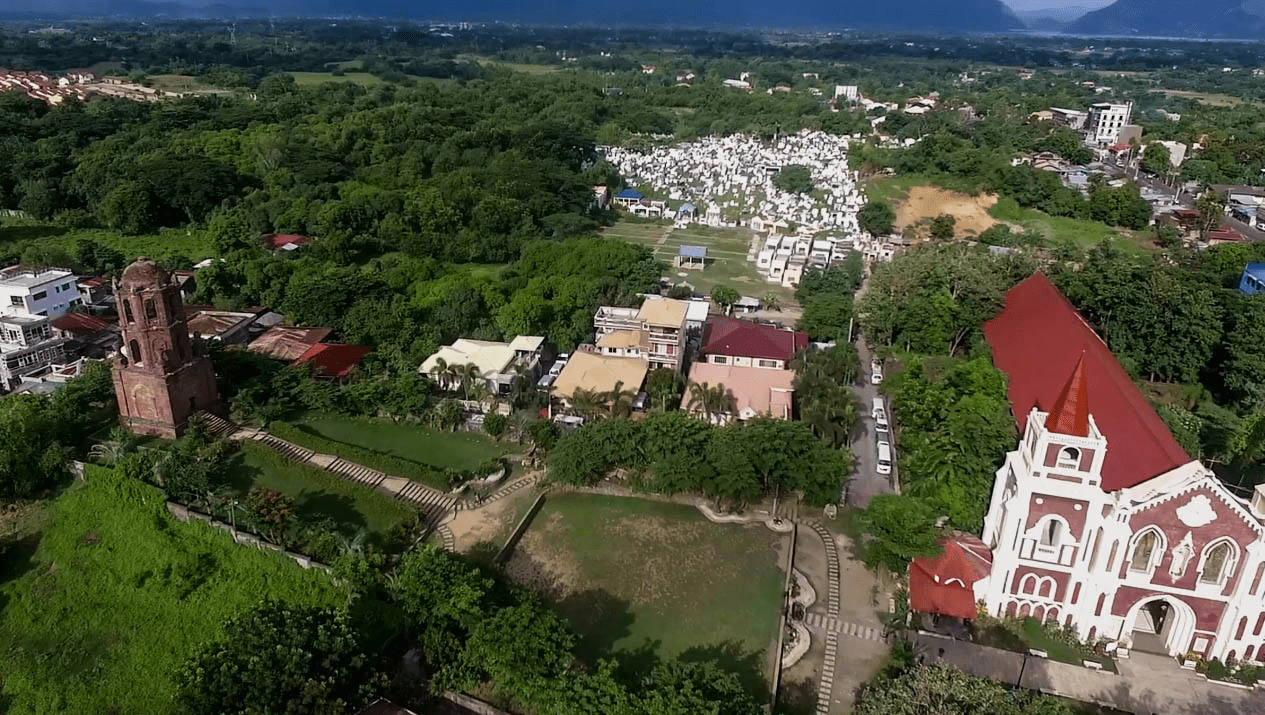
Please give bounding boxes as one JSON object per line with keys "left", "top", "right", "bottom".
{"left": 989, "top": 199, "right": 1148, "bottom": 256}
{"left": 145, "top": 74, "right": 232, "bottom": 95}
{"left": 977, "top": 617, "right": 1116, "bottom": 673}
{"left": 0, "top": 219, "right": 217, "bottom": 264}
{"left": 226, "top": 441, "right": 416, "bottom": 538}
{"left": 0, "top": 467, "right": 341, "bottom": 713}
{"left": 286, "top": 413, "right": 513, "bottom": 472}
{"left": 504, "top": 493, "right": 786, "bottom": 687}
{"left": 602, "top": 218, "right": 798, "bottom": 306}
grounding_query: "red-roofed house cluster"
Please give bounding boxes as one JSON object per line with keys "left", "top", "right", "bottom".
{"left": 923, "top": 273, "right": 1265, "bottom": 664}
{"left": 0, "top": 69, "right": 175, "bottom": 105}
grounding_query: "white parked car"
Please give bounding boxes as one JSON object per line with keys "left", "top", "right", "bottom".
{"left": 871, "top": 363, "right": 883, "bottom": 385}
{"left": 874, "top": 408, "right": 889, "bottom": 432}
{"left": 876, "top": 441, "right": 892, "bottom": 475}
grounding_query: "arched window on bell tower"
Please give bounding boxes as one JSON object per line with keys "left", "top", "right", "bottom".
{"left": 129, "top": 339, "right": 143, "bottom": 367}
{"left": 144, "top": 297, "right": 157, "bottom": 321}
{"left": 122, "top": 298, "right": 134, "bottom": 324}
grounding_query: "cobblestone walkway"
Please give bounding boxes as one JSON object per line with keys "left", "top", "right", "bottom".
{"left": 804, "top": 612, "right": 886, "bottom": 642}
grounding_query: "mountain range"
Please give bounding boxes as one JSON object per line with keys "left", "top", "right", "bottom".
{"left": 8, "top": 0, "right": 1265, "bottom": 40}
{"left": 1067, "top": 0, "right": 1265, "bottom": 37}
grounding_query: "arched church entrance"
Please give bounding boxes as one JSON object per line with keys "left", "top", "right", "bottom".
{"left": 1123, "top": 597, "right": 1196, "bottom": 656}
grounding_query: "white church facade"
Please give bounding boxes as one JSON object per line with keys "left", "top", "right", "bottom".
{"left": 975, "top": 274, "right": 1265, "bottom": 663}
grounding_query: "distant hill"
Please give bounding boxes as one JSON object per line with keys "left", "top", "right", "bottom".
{"left": 1066, "top": 0, "right": 1265, "bottom": 38}
{"left": 1014, "top": 5, "right": 1100, "bottom": 30}
{"left": 1, "top": 0, "right": 1027, "bottom": 33}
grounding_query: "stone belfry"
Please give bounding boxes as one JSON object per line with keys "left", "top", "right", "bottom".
{"left": 112, "top": 258, "right": 220, "bottom": 438}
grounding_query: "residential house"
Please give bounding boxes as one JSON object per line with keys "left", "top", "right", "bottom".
{"left": 699, "top": 317, "right": 808, "bottom": 370}
{"left": 1239, "top": 263, "right": 1265, "bottom": 295}
{"left": 550, "top": 351, "right": 649, "bottom": 414}
{"left": 295, "top": 343, "right": 372, "bottom": 382}
{"left": 1086, "top": 102, "right": 1133, "bottom": 148}
{"left": 184, "top": 308, "right": 260, "bottom": 345}
{"left": 0, "top": 266, "right": 84, "bottom": 319}
{"left": 419, "top": 336, "right": 544, "bottom": 394}
{"left": 593, "top": 297, "right": 689, "bottom": 372}
{"left": 248, "top": 325, "right": 333, "bottom": 361}
{"left": 51, "top": 312, "right": 120, "bottom": 360}
{"left": 680, "top": 362, "right": 794, "bottom": 424}
{"left": 263, "top": 233, "right": 311, "bottom": 252}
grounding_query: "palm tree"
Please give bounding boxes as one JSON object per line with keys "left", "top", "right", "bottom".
{"left": 688, "top": 381, "right": 736, "bottom": 424}
{"left": 603, "top": 380, "right": 637, "bottom": 419}
{"left": 455, "top": 362, "right": 484, "bottom": 401}
{"left": 428, "top": 356, "right": 458, "bottom": 392}
{"left": 508, "top": 362, "right": 536, "bottom": 407}
{"left": 568, "top": 387, "right": 609, "bottom": 421}
{"left": 763, "top": 292, "right": 782, "bottom": 312}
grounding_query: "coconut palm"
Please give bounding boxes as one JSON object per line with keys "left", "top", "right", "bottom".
{"left": 568, "top": 387, "right": 610, "bottom": 421}
{"left": 687, "top": 381, "right": 736, "bottom": 424}
{"left": 603, "top": 380, "right": 637, "bottom": 419}
{"left": 428, "top": 356, "right": 458, "bottom": 392}
{"left": 508, "top": 362, "right": 536, "bottom": 407}
{"left": 763, "top": 292, "right": 782, "bottom": 312}
{"left": 454, "top": 362, "right": 484, "bottom": 401}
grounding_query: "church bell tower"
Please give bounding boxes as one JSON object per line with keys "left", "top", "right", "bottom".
{"left": 112, "top": 258, "right": 220, "bottom": 439}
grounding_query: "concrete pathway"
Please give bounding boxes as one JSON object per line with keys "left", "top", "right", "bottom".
{"left": 915, "top": 632, "right": 1265, "bottom": 715}
{"left": 846, "top": 332, "right": 897, "bottom": 508}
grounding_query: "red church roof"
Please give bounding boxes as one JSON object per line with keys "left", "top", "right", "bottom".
{"left": 908, "top": 533, "right": 993, "bottom": 620}
{"left": 701, "top": 317, "right": 808, "bottom": 362}
{"left": 1047, "top": 353, "right": 1090, "bottom": 437}
{"left": 51, "top": 312, "right": 113, "bottom": 336}
{"left": 294, "top": 343, "right": 372, "bottom": 379}
{"left": 983, "top": 274, "right": 1189, "bottom": 491}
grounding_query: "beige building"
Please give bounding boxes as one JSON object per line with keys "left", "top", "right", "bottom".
{"left": 550, "top": 351, "right": 649, "bottom": 412}
{"left": 419, "top": 336, "right": 544, "bottom": 395}
{"left": 593, "top": 297, "right": 689, "bottom": 372}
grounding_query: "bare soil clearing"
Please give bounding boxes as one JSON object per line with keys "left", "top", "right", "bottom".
{"left": 895, "top": 186, "right": 1001, "bottom": 237}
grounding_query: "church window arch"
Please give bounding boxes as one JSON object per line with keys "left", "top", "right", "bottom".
{"left": 128, "top": 339, "right": 143, "bottom": 367}
{"left": 1128, "top": 528, "right": 1164, "bottom": 573}
{"left": 122, "top": 298, "right": 134, "bottom": 323}
{"left": 1056, "top": 446, "right": 1081, "bottom": 470}
{"left": 144, "top": 297, "right": 157, "bottom": 320}
{"left": 1199, "top": 539, "right": 1238, "bottom": 586}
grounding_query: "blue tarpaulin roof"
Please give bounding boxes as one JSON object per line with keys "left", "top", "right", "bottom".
{"left": 679, "top": 245, "right": 707, "bottom": 259}
{"left": 615, "top": 188, "right": 644, "bottom": 200}
{"left": 680, "top": 203, "right": 696, "bottom": 213}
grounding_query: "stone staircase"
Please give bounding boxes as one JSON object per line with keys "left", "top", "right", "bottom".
{"left": 242, "top": 429, "right": 456, "bottom": 538}
{"left": 395, "top": 481, "right": 456, "bottom": 531}
{"left": 455, "top": 474, "right": 539, "bottom": 512}
{"left": 252, "top": 432, "right": 316, "bottom": 463}
{"left": 196, "top": 412, "right": 240, "bottom": 439}
{"left": 325, "top": 457, "right": 386, "bottom": 490}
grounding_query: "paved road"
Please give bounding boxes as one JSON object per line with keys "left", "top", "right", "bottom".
{"left": 846, "top": 334, "right": 896, "bottom": 509}
{"left": 915, "top": 632, "right": 1265, "bottom": 715}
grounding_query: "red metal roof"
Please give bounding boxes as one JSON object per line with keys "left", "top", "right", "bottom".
{"left": 700, "top": 317, "right": 808, "bottom": 362}
{"left": 263, "top": 233, "right": 311, "bottom": 250}
{"left": 51, "top": 312, "right": 112, "bottom": 336}
{"left": 294, "top": 343, "right": 372, "bottom": 378}
{"left": 1047, "top": 353, "right": 1090, "bottom": 437}
{"left": 909, "top": 533, "right": 992, "bottom": 620}
{"left": 983, "top": 274, "right": 1189, "bottom": 491}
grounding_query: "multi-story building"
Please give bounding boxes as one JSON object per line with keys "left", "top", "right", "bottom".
{"left": 1086, "top": 102, "right": 1133, "bottom": 148}
{"left": 0, "top": 266, "right": 83, "bottom": 319}
{"left": 970, "top": 274, "right": 1265, "bottom": 664}
{"left": 698, "top": 317, "right": 808, "bottom": 370}
{"left": 0, "top": 266, "right": 84, "bottom": 390}
{"left": 593, "top": 297, "right": 689, "bottom": 372}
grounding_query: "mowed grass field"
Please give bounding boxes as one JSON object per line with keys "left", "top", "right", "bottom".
{"left": 602, "top": 219, "right": 798, "bottom": 306}
{"left": 286, "top": 413, "right": 513, "bottom": 472}
{"left": 0, "top": 468, "right": 341, "bottom": 713}
{"left": 226, "top": 441, "right": 417, "bottom": 538}
{"left": 504, "top": 493, "right": 786, "bottom": 678}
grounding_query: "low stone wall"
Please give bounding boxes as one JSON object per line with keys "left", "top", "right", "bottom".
{"left": 443, "top": 692, "right": 515, "bottom": 715}
{"left": 165, "top": 502, "right": 333, "bottom": 574}
{"left": 494, "top": 491, "right": 548, "bottom": 564}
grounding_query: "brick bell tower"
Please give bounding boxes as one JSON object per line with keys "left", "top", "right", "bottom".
{"left": 112, "top": 258, "right": 220, "bottom": 439}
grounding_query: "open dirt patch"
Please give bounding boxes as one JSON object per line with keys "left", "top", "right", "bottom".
{"left": 895, "top": 185, "right": 1000, "bottom": 237}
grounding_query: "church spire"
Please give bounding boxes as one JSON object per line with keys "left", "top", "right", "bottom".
{"left": 1048, "top": 352, "right": 1090, "bottom": 437}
